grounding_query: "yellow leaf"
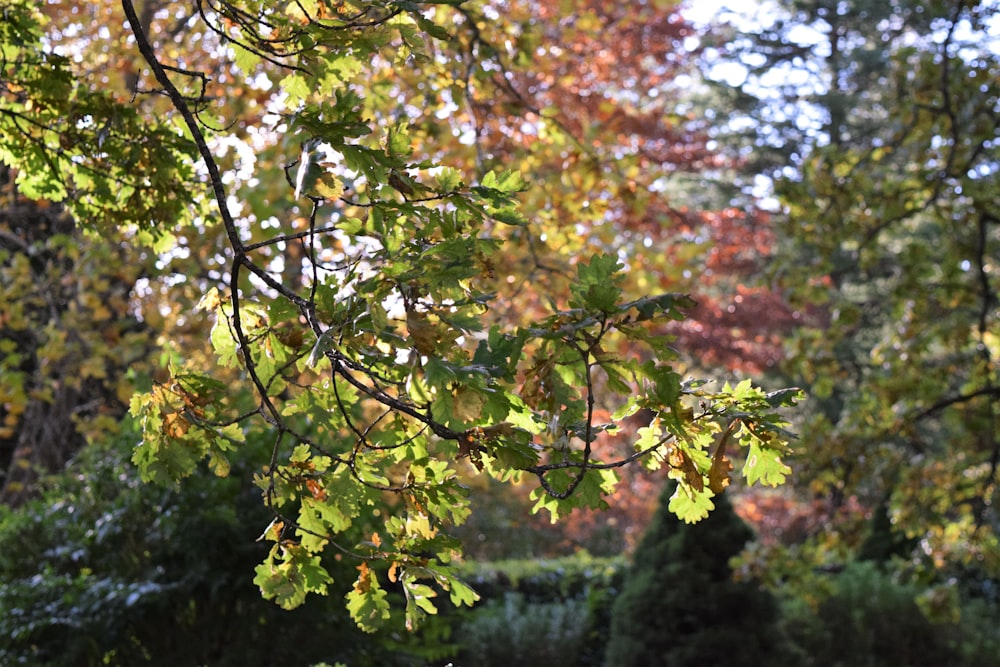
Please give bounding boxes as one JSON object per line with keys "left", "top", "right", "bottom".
{"left": 198, "top": 287, "right": 223, "bottom": 311}
{"left": 314, "top": 171, "right": 344, "bottom": 200}
{"left": 406, "top": 310, "right": 438, "bottom": 355}
{"left": 453, "top": 387, "right": 485, "bottom": 423}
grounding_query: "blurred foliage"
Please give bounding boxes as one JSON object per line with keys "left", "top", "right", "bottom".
{"left": 455, "top": 592, "right": 591, "bottom": 667}
{"left": 415, "top": 554, "right": 627, "bottom": 667}
{"left": 457, "top": 553, "right": 626, "bottom": 604}
{"left": 0, "top": 179, "right": 155, "bottom": 504}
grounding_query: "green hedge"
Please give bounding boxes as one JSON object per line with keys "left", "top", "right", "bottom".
{"left": 446, "top": 555, "right": 626, "bottom": 667}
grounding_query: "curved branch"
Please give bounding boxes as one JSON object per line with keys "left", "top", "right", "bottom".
{"left": 122, "top": 0, "right": 244, "bottom": 256}
{"left": 912, "top": 386, "right": 1000, "bottom": 421}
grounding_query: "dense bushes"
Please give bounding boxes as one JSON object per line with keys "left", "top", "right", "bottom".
{"left": 451, "top": 556, "right": 626, "bottom": 667}
{"left": 455, "top": 593, "right": 591, "bottom": 667}
{"left": 0, "top": 421, "right": 405, "bottom": 667}
{"left": 781, "top": 562, "right": 955, "bottom": 666}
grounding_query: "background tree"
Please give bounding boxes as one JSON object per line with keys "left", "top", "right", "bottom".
{"left": 702, "top": 0, "right": 1000, "bottom": 585}
{"left": 0, "top": 165, "right": 150, "bottom": 505}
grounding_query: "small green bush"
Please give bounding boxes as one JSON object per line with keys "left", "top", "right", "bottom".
{"left": 780, "top": 562, "right": 1000, "bottom": 667}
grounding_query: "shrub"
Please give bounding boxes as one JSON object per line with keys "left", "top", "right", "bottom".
{"left": 780, "top": 562, "right": 981, "bottom": 667}
{"left": 404, "top": 554, "right": 627, "bottom": 667}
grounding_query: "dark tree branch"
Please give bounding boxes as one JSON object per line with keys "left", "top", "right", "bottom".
{"left": 913, "top": 387, "right": 1000, "bottom": 422}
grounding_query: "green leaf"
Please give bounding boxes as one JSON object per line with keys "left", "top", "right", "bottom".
{"left": 642, "top": 362, "right": 681, "bottom": 407}
{"left": 232, "top": 43, "right": 261, "bottom": 72}
{"left": 765, "top": 387, "right": 804, "bottom": 408}
{"left": 668, "top": 484, "right": 715, "bottom": 523}
{"left": 402, "top": 579, "right": 438, "bottom": 630}
{"left": 254, "top": 544, "right": 332, "bottom": 611}
{"left": 414, "top": 14, "right": 453, "bottom": 41}
{"left": 571, "top": 254, "right": 624, "bottom": 311}
{"left": 280, "top": 73, "right": 311, "bottom": 105}
{"left": 254, "top": 559, "right": 304, "bottom": 610}
{"left": 297, "top": 496, "right": 350, "bottom": 551}
{"left": 346, "top": 566, "right": 391, "bottom": 632}
{"left": 489, "top": 433, "right": 540, "bottom": 470}
{"left": 210, "top": 312, "right": 239, "bottom": 368}
{"left": 488, "top": 206, "right": 529, "bottom": 226}
{"left": 575, "top": 467, "right": 617, "bottom": 510}
{"left": 578, "top": 253, "right": 623, "bottom": 285}
{"left": 434, "top": 166, "right": 463, "bottom": 191}
{"left": 385, "top": 123, "right": 413, "bottom": 157}
{"left": 446, "top": 576, "right": 479, "bottom": 607}
{"left": 742, "top": 437, "right": 791, "bottom": 487}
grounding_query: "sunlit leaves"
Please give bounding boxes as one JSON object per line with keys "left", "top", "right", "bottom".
{"left": 231, "top": 43, "right": 261, "bottom": 74}
{"left": 345, "top": 563, "right": 391, "bottom": 632}
{"left": 668, "top": 484, "right": 716, "bottom": 524}
{"left": 743, "top": 437, "right": 791, "bottom": 488}
{"left": 254, "top": 542, "right": 333, "bottom": 610}
{"left": 129, "top": 374, "right": 246, "bottom": 485}
{"left": 0, "top": 4, "right": 198, "bottom": 239}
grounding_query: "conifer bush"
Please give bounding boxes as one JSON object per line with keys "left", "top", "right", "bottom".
{"left": 603, "top": 482, "right": 789, "bottom": 667}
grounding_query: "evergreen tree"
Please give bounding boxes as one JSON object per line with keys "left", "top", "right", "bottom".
{"left": 604, "top": 483, "right": 787, "bottom": 667}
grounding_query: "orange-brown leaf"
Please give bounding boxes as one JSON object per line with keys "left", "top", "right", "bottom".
{"left": 709, "top": 451, "right": 733, "bottom": 494}
{"left": 406, "top": 310, "right": 438, "bottom": 356}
